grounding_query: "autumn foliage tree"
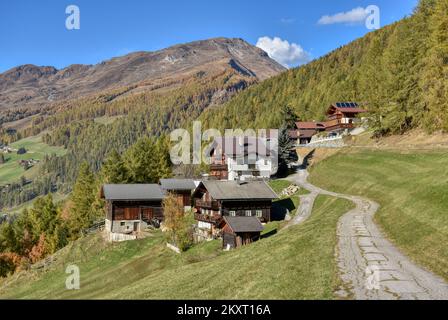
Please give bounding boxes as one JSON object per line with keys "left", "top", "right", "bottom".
{"left": 0, "top": 194, "right": 68, "bottom": 276}
{"left": 162, "top": 193, "right": 192, "bottom": 251}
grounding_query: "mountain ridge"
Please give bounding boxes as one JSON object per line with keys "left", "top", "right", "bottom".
{"left": 0, "top": 37, "right": 285, "bottom": 111}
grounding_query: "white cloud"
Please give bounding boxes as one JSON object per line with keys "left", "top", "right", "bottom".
{"left": 256, "top": 36, "right": 311, "bottom": 68}
{"left": 318, "top": 7, "right": 368, "bottom": 25}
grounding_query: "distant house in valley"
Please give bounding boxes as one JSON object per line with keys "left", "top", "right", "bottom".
{"left": 101, "top": 184, "right": 165, "bottom": 241}
{"left": 292, "top": 102, "right": 367, "bottom": 145}
{"left": 209, "top": 136, "right": 277, "bottom": 181}
{"left": 0, "top": 145, "right": 14, "bottom": 153}
{"left": 160, "top": 178, "right": 196, "bottom": 211}
{"left": 16, "top": 147, "right": 27, "bottom": 155}
{"left": 18, "top": 158, "right": 39, "bottom": 170}
{"left": 192, "top": 180, "right": 278, "bottom": 244}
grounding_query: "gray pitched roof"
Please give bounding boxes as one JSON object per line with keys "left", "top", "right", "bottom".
{"left": 160, "top": 179, "right": 196, "bottom": 191}
{"left": 224, "top": 216, "right": 264, "bottom": 233}
{"left": 201, "top": 180, "right": 278, "bottom": 200}
{"left": 101, "top": 184, "right": 165, "bottom": 200}
{"left": 212, "top": 136, "right": 271, "bottom": 157}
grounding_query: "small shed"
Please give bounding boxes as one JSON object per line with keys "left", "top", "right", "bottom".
{"left": 221, "top": 216, "right": 264, "bottom": 249}
{"left": 160, "top": 178, "right": 196, "bottom": 209}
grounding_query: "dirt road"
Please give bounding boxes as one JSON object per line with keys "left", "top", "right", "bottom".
{"left": 286, "top": 169, "right": 448, "bottom": 300}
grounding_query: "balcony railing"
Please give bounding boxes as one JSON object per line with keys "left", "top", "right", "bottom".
{"left": 210, "top": 164, "right": 227, "bottom": 171}
{"left": 194, "top": 213, "right": 222, "bottom": 224}
{"left": 195, "top": 199, "right": 220, "bottom": 209}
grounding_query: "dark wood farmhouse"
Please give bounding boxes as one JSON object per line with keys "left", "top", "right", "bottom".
{"left": 101, "top": 184, "right": 165, "bottom": 241}
{"left": 192, "top": 180, "right": 277, "bottom": 242}
{"left": 324, "top": 102, "right": 367, "bottom": 132}
{"left": 160, "top": 178, "right": 196, "bottom": 211}
{"left": 290, "top": 121, "right": 326, "bottom": 145}
{"left": 291, "top": 102, "right": 367, "bottom": 145}
{"left": 221, "top": 216, "right": 264, "bottom": 249}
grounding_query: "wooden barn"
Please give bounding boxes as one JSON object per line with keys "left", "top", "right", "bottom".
{"left": 160, "top": 178, "right": 196, "bottom": 211}
{"left": 101, "top": 184, "right": 165, "bottom": 241}
{"left": 192, "top": 180, "right": 277, "bottom": 242}
{"left": 221, "top": 216, "right": 264, "bottom": 249}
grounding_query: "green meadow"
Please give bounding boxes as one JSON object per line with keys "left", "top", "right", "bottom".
{"left": 0, "top": 195, "right": 353, "bottom": 299}
{"left": 0, "top": 134, "right": 66, "bottom": 186}
{"left": 309, "top": 149, "right": 448, "bottom": 280}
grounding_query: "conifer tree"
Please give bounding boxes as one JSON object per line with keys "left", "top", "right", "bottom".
{"left": 68, "top": 162, "right": 96, "bottom": 235}
{"left": 101, "top": 149, "right": 128, "bottom": 183}
{"left": 124, "top": 136, "right": 172, "bottom": 183}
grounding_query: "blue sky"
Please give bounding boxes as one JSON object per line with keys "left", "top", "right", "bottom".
{"left": 0, "top": 0, "right": 418, "bottom": 72}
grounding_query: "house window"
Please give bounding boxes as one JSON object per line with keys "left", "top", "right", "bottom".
{"left": 120, "top": 222, "right": 125, "bottom": 226}
{"left": 245, "top": 210, "right": 252, "bottom": 217}
{"left": 256, "top": 210, "right": 262, "bottom": 218}
{"left": 229, "top": 211, "right": 236, "bottom": 217}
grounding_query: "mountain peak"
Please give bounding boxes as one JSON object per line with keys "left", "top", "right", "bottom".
{"left": 0, "top": 37, "right": 285, "bottom": 111}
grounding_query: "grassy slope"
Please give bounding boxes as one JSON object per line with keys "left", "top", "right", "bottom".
{"left": 269, "top": 179, "right": 309, "bottom": 217}
{"left": 0, "top": 134, "right": 66, "bottom": 185}
{"left": 268, "top": 180, "right": 292, "bottom": 194}
{"left": 0, "top": 195, "right": 353, "bottom": 299}
{"left": 308, "top": 149, "right": 448, "bottom": 280}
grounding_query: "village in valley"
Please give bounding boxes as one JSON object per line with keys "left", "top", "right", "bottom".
{"left": 2, "top": 0, "right": 448, "bottom": 302}
{"left": 101, "top": 102, "right": 367, "bottom": 250}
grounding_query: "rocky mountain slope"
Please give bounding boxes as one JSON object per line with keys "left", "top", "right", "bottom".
{"left": 0, "top": 38, "right": 285, "bottom": 111}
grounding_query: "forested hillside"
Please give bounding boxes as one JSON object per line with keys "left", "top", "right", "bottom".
{"left": 2, "top": 0, "right": 447, "bottom": 208}
{"left": 200, "top": 0, "right": 448, "bottom": 135}
{"left": 0, "top": 67, "right": 252, "bottom": 207}
{"left": 1, "top": 37, "right": 285, "bottom": 207}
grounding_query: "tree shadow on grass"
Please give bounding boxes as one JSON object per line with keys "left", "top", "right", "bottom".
{"left": 299, "top": 149, "right": 316, "bottom": 170}
{"left": 272, "top": 198, "right": 295, "bottom": 221}
{"left": 261, "top": 229, "right": 277, "bottom": 239}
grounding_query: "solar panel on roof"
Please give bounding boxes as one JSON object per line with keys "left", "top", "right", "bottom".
{"left": 335, "top": 102, "right": 360, "bottom": 108}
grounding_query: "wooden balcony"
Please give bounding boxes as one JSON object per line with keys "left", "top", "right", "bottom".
{"left": 194, "top": 213, "right": 222, "bottom": 224}
{"left": 324, "top": 119, "right": 355, "bottom": 131}
{"left": 195, "top": 199, "right": 220, "bottom": 210}
{"left": 210, "top": 164, "right": 227, "bottom": 171}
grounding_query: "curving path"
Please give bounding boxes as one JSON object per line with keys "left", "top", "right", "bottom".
{"left": 285, "top": 168, "right": 448, "bottom": 300}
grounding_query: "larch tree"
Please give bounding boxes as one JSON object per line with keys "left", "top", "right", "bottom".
{"left": 162, "top": 193, "right": 192, "bottom": 251}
